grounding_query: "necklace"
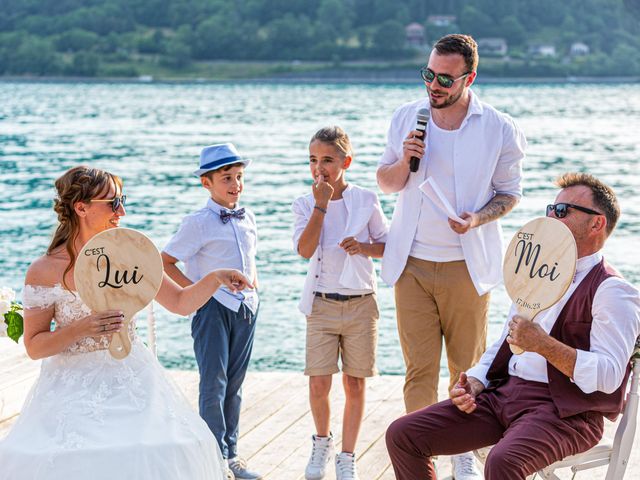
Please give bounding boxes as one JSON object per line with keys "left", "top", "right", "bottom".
{"left": 433, "top": 110, "right": 462, "bottom": 131}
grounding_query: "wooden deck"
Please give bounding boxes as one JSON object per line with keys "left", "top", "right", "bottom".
{"left": 1, "top": 337, "right": 638, "bottom": 479}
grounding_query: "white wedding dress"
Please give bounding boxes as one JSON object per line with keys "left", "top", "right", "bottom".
{"left": 0, "top": 284, "right": 225, "bottom": 480}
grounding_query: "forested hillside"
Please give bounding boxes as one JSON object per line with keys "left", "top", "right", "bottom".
{"left": 1, "top": 0, "right": 638, "bottom": 77}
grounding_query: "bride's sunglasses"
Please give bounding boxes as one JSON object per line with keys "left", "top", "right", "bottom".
{"left": 91, "top": 195, "right": 127, "bottom": 212}
{"left": 546, "top": 202, "right": 602, "bottom": 219}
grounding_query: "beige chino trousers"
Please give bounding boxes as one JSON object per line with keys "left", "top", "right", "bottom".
{"left": 395, "top": 256, "right": 490, "bottom": 413}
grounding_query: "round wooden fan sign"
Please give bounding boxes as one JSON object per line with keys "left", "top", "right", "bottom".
{"left": 74, "top": 228, "right": 163, "bottom": 359}
{"left": 503, "top": 217, "right": 577, "bottom": 355}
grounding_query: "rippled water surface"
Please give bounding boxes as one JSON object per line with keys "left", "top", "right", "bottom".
{"left": 1, "top": 81, "right": 638, "bottom": 375}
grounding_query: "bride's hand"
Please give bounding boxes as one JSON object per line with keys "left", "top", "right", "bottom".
{"left": 74, "top": 310, "right": 124, "bottom": 338}
{"left": 213, "top": 269, "right": 254, "bottom": 293}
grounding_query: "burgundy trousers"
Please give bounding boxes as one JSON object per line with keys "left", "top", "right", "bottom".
{"left": 385, "top": 377, "right": 604, "bottom": 480}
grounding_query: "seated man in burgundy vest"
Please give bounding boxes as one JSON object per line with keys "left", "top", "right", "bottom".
{"left": 385, "top": 172, "right": 640, "bottom": 480}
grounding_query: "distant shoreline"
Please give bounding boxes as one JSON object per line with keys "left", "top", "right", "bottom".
{"left": 1, "top": 74, "right": 639, "bottom": 85}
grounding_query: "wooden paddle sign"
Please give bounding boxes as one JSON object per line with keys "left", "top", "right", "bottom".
{"left": 503, "top": 217, "right": 577, "bottom": 355}
{"left": 74, "top": 228, "right": 163, "bottom": 359}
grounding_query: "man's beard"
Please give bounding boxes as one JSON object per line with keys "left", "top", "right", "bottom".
{"left": 428, "top": 86, "right": 464, "bottom": 109}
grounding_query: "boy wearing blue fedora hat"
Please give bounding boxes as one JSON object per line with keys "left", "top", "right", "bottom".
{"left": 162, "top": 143, "right": 262, "bottom": 480}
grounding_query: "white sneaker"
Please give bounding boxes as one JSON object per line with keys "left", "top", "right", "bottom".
{"left": 335, "top": 452, "right": 359, "bottom": 480}
{"left": 224, "top": 464, "right": 235, "bottom": 480}
{"left": 228, "top": 457, "right": 262, "bottom": 480}
{"left": 451, "top": 452, "right": 482, "bottom": 479}
{"left": 305, "top": 434, "right": 334, "bottom": 479}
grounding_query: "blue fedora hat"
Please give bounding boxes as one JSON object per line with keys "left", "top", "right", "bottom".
{"left": 193, "top": 143, "right": 251, "bottom": 176}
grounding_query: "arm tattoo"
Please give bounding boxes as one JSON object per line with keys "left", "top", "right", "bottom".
{"left": 476, "top": 194, "right": 519, "bottom": 226}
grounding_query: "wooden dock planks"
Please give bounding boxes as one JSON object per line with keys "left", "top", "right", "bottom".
{"left": 1, "top": 338, "right": 636, "bottom": 479}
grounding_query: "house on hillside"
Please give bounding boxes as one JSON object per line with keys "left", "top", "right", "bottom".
{"left": 570, "top": 42, "right": 590, "bottom": 57}
{"left": 528, "top": 44, "right": 557, "bottom": 58}
{"left": 426, "top": 15, "right": 456, "bottom": 27}
{"left": 405, "top": 22, "right": 426, "bottom": 49}
{"left": 477, "top": 38, "right": 508, "bottom": 56}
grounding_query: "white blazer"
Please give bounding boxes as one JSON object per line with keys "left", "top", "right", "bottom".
{"left": 378, "top": 90, "right": 526, "bottom": 295}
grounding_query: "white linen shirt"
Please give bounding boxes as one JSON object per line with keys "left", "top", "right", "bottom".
{"left": 292, "top": 184, "right": 389, "bottom": 315}
{"left": 378, "top": 90, "right": 527, "bottom": 294}
{"left": 163, "top": 198, "right": 259, "bottom": 314}
{"left": 466, "top": 252, "right": 640, "bottom": 394}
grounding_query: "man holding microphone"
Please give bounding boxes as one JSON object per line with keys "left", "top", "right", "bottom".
{"left": 376, "top": 34, "right": 526, "bottom": 478}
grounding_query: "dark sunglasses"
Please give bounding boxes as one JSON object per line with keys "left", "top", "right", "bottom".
{"left": 546, "top": 202, "right": 602, "bottom": 218}
{"left": 420, "top": 67, "right": 470, "bottom": 88}
{"left": 92, "top": 195, "right": 127, "bottom": 212}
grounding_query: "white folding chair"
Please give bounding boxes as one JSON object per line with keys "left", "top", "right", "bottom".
{"left": 475, "top": 336, "right": 640, "bottom": 480}
{"left": 535, "top": 336, "right": 640, "bottom": 480}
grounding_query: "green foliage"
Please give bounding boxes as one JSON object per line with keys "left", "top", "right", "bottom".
{"left": 162, "top": 38, "right": 191, "bottom": 68}
{"left": 371, "top": 20, "right": 407, "bottom": 58}
{"left": 0, "top": 0, "right": 638, "bottom": 76}
{"left": 66, "top": 51, "right": 100, "bottom": 76}
{"left": 54, "top": 28, "right": 100, "bottom": 52}
{"left": 5, "top": 309, "right": 24, "bottom": 344}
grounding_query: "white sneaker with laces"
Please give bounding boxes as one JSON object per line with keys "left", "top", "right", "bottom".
{"left": 335, "top": 452, "right": 359, "bottom": 480}
{"left": 451, "top": 452, "right": 482, "bottom": 479}
{"left": 228, "top": 457, "right": 262, "bottom": 480}
{"left": 305, "top": 434, "right": 334, "bottom": 480}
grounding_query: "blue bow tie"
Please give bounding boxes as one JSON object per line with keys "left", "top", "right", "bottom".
{"left": 219, "top": 207, "right": 245, "bottom": 224}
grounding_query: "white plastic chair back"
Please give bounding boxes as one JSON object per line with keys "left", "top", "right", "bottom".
{"left": 537, "top": 336, "right": 640, "bottom": 480}
{"left": 475, "top": 337, "right": 640, "bottom": 480}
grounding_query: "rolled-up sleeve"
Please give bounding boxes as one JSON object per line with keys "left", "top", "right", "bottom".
{"left": 491, "top": 116, "right": 526, "bottom": 198}
{"left": 292, "top": 197, "right": 310, "bottom": 252}
{"left": 572, "top": 278, "right": 640, "bottom": 394}
{"left": 163, "top": 215, "right": 203, "bottom": 263}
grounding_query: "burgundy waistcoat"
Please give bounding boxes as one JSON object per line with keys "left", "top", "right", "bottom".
{"left": 486, "top": 259, "right": 630, "bottom": 421}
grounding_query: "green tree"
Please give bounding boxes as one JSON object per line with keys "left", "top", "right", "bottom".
{"left": 317, "top": 0, "right": 353, "bottom": 37}
{"left": 130, "top": 0, "right": 170, "bottom": 27}
{"left": 499, "top": 16, "right": 526, "bottom": 47}
{"left": 459, "top": 5, "right": 495, "bottom": 38}
{"left": 54, "top": 28, "right": 99, "bottom": 52}
{"left": 263, "top": 14, "right": 315, "bottom": 59}
{"left": 137, "top": 30, "right": 166, "bottom": 54}
{"left": 9, "top": 36, "right": 62, "bottom": 75}
{"left": 192, "top": 15, "right": 244, "bottom": 59}
{"left": 66, "top": 51, "right": 99, "bottom": 76}
{"left": 163, "top": 38, "right": 192, "bottom": 68}
{"left": 371, "top": 19, "right": 406, "bottom": 58}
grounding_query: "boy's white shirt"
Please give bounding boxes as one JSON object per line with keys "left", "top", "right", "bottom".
{"left": 163, "top": 198, "right": 259, "bottom": 314}
{"left": 292, "top": 184, "right": 389, "bottom": 315}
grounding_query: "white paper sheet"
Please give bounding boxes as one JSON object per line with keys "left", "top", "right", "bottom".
{"left": 418, "top": 177, "right": 469, "bottom": 226}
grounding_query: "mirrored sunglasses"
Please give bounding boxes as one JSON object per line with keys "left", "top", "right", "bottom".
{"left": 420, "top": 67, "right": 470, "bottom": 88}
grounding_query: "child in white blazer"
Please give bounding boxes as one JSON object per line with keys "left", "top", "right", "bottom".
{"left": 292, "top": 126, "right": 388, "bottom": 480}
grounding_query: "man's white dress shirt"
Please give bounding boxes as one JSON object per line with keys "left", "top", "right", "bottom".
{"left": 467, "top": 252, "right": 640, "bottom": 394}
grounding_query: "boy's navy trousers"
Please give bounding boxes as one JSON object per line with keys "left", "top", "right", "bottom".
{"left": 192, "top": 296, "right": 257, "bottom": 459}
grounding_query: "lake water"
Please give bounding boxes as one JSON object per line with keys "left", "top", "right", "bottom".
{"left": 0, "top": 81, "right": 638, "bottom": 376}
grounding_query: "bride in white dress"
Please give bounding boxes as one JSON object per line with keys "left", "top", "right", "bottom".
{"left": 0, "top": 166, "right": 252, "bottom": 480}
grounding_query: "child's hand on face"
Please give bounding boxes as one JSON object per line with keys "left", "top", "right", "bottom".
{"left": 313, "top": 174, "right": 334, "bottom": 207}
{"left": 339, "top": 237, "right": 362, "bottom": 255}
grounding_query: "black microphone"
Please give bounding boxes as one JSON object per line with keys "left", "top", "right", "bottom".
{"left": 410, "top": 108, "right": 430, "bottom": 173}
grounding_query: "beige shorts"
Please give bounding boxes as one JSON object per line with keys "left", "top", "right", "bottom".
{"left": 305, "top": 294, "right": 379, "bottom": 378}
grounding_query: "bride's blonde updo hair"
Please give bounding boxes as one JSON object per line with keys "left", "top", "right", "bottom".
{"left": 48, "top": 166, "right": 123, "bottom": 287}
